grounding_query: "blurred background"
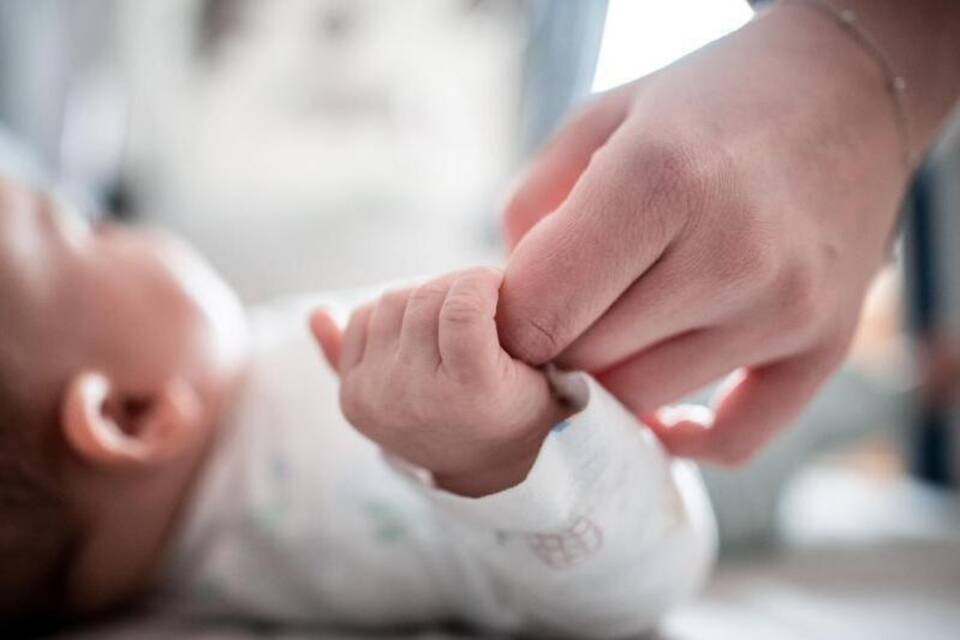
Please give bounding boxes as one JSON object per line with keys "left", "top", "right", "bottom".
{"left": 0, "top": 1, "right": 958, "bottom": 637}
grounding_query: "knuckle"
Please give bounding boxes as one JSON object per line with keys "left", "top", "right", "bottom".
{"left": 595, "top": 129, "right": 735, "bottom": 251}
{"left": 440, "top": 290, "right": 487, "bottom": 326}
{"left": 410, "top": 280, "right": 448, "bottom": 307}
{"left": 623, "top": 133, "right": 720, "bottom": 218}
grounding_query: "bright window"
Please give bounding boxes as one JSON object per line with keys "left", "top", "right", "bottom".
{"left": 592, "top": 0, "right": 753, "bottom": 92}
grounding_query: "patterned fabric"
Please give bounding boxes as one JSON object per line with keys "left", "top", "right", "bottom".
{"left": 163, "top": 294, "right": 716, "bottom": 637}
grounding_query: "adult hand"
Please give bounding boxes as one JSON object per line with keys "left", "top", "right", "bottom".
{"left": 497, "top": 2, "right": 960, "bottom": 464}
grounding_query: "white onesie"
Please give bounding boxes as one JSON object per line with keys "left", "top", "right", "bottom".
{"left": 162, "top": 295, "right": 717, "bottom": 638}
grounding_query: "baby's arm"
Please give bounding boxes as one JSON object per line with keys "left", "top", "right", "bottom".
{"left": 311, "top": 268, "right": 716, "bottom": 637}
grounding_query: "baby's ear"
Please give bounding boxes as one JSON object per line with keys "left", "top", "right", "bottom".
{"left": 60, "top": 371, "right": 203, "bottom": 469}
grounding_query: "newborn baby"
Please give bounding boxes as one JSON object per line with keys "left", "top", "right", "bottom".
{"left": 0, "top": 177, "right": 715, "bottom": 636}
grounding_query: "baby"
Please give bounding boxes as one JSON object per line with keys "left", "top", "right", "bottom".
{"left": 0, "top": 176, "right": 715, "bottom": 637}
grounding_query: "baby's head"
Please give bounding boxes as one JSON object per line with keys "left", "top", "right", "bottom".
{"left": 0, "top": 178, "right": 248, "bottom": 625}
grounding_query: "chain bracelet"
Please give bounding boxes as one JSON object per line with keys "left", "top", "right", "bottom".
{"left": 781, "top": 0, "right": 912, "bottom": 170}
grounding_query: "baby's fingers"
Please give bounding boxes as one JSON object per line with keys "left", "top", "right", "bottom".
{"left": 399, "top": 271, "right": 467, "bottom": 365}
{"left": 338, "top": 303, "right": 374, "bottom": 376}
{"left": 309, "top": 309, "right": 343, "bottom": 374}
{"left": 368, "top": 289, "right": 410, "bottom": 356}
{"left": 438, "top": 267, "right": 504, "bottom": 381}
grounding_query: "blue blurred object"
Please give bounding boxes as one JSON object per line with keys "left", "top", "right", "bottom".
{"left": 904, "top": 121, "right": 960, "bottom": 489}
{"left": 904, "top": 166, "right": 953, "bottom": 486}
{"left": 0, "top": 125, "right": 46, "bottom": 186}
{"left": 521, "top": 0, "right": 608, "bottom": 152}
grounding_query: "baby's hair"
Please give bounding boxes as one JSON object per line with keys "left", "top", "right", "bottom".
{"left": 0, "top": 371, "right": 79, "bottom": 628}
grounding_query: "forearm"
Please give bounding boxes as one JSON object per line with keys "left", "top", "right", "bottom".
{"left": 834, "top": 0, "right": 960, "bottom": 155}
{"left": 408, "top": 377, "right": 717, "bottom": 637}
{"left": 762, "top": 0, "right": 960, "bottom": 161}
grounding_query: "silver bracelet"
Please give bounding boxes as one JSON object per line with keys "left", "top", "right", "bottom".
{"left": 781, "top": 0, "right": 913, "bottom": 170}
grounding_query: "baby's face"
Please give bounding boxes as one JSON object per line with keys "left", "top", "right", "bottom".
{"left": 0, "top": 179, "right": 247, "bottom": 408}
{"left": 0, "top": 179, "right": 251, "bottom": 611}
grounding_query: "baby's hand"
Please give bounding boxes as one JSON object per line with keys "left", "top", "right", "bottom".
{"left": 310, "top": 268, "right": 570, "bottom": 497}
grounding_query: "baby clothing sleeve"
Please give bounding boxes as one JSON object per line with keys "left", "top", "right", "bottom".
{"left": 165, "top": 301, "right": 715, "bottom": 636}
{"left": 395, "top": 374, "right": 717, "bottom": 639}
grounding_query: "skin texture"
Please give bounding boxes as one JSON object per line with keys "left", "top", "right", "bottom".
{"left": 311, "top": 268, "right": 570, "bottom": 498}
{"left": 0, "top": 177, "right": 556, "bottom": 615}
{"left": 496, "top": 1, "right": 960, "bottom": 465}
{"left": 0, "top": 177, "right": 249, "bottom": 614}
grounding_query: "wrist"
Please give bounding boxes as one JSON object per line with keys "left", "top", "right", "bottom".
{"left": 765, "top": 0, "right": 960, "bottom": 161}
{"left": 434, "top": 370, "right": 582, "bottom": 497}
{"left": 754, "top": 3, "right": 904, "bottom": 171}
{"left": 835, "top": 0, "right": 960, "bottom": 155}
{"left": 433, "top": 449, "right": 539, "bottom": 498}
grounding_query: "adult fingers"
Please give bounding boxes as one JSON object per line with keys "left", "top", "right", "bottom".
{"left": 503, "top": 84, "right": 634, "bottom": 249}
{"left": 663, "top": 347, "right": 844, "bottom": 465}
{"left": 398, "top": 272, "right": 461, "bottom": 365}
{"left": 597, "top": 327, "right": 760, "bottom": 416}
{"left": 339, "top": 303, "right": 374, "bottom": 376}
{"left": 557, "top": 250, "right": 729, "bottom": 372}
{"left": 642, "top": 403, "right": 715, "bottom": 447}
{"left": 438, "top": 267, "right": 504, "bottom": 380}
{"left": 367, "top": 289, "right": 411, "bottom": 356}
{"left": 498, "top": 123, "right": 700, "bottom": 366}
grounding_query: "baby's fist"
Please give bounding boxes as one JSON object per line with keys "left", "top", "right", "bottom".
{"left": 310, "top": 268, "right": 569, "bottom": 496}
